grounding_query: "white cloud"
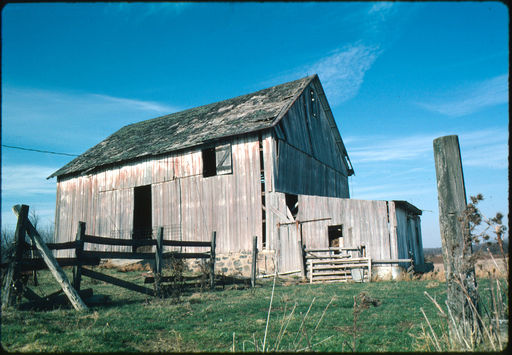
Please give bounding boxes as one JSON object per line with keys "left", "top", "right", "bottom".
{"left": 1, "top": 165, "right": 57, "bottom": 196}
{"left": 368, "top": 2, "right": 395, "bottom": 14}
{"left": 2, "top": 86, "right": 180, "bottom": 148}
{"left": 90, "top": 94, "right": 177, "bottom": 113}
{"left": 105, "top": 2, "right": 190, "bottom": 21}
{"left": 304, "top": 44, "right": 382, "bottom": 105}
{"left": 416, "top": 74, "right": 508, "bottom": 117}
{"left": 348, "top": 133, "right": 434, "bottom": 163}
{"left": 346, "top": 128, "right": 508, "bottom": 169}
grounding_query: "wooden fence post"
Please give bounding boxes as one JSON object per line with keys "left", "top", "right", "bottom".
{"left": 308, "top": 259, "right": 313, "bottom": 283}
{"left": 433, "top": 135, "right": 480, "bottom": 339}
{"left": 73, "top": 222, "right": 86, "bottom": 291}
{"left": 210, "top": 231, "right": 216, "bottom": 289}
{"left": 155, "top": 227, "right": 164, "bottom": 274}
{"left": 300, "top": 243, "right": 307, "bottom": 280}
{"left": 2, "top": 204, "right": 29, "bottom": 308}
{"left": 154, "top": 227, "right": 164, "bottom": 297}
{"left": 12, "top": 205, "right": 88, "bottom": 312}
{"left": 251, "top": 236, "right": 257, "bottom": 288}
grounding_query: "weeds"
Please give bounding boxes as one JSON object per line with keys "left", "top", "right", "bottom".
{"left": 416, "top": 194, "right": 508, "bottom": 351}
{"left": 238, "top": 274, "right": 341, "bottom": 352}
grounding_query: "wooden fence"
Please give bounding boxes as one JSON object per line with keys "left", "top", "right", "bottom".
{"left": 303, "top": 246, "right": 371, "bottom": 283}
{"left": 1, "top": 204, "right": 216, "bottom": 311}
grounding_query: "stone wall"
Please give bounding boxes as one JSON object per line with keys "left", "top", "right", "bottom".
{"left": 185, "top": 250, "right": 277, "bottom": 277}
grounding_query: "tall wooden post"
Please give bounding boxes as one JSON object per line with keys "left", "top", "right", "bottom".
{"left": 210, "top": 231, "right": 216, "bottom": 290}
{"left": 73, "top": 222, "right": 86, "bottom": 291}
{"left": 2, "top": 205, "right": 29, "bottom": 308}
{"left": 251, "top": 236, "right": 258, "bottom": 288}
{"left": 433, "top": 135, "right": 480, "bottom": 339}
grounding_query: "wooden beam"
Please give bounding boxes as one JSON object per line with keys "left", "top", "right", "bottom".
{"left": 83, "top": 235, "right": 156, "bottom": 247}
{"left": 18, "top": 257, "right": 100, "bottom": 272}
{"left": 2, "top": 204, "right": 29, "bottom": 308}
{"left": 433, "top": 135, "right": 480, "bottom": 338}
{"left": 81, "top": 267, "right": 154, "bottom": 296}
{"left": 162, "top": 240, "right": 211, "bottom": 247}
{"left": 12, "top": 205, "right": 88, "bottom": 312}
{"left": 82, "top": 251, "right": 155, "bottom": 259}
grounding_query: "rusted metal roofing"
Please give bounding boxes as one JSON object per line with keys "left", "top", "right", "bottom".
{"left": 49, "top": 75, "right": 318, "bottom": 179}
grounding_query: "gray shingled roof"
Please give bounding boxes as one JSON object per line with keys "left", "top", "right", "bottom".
{"left": 49, "top": 75, "right": 316, "bottom": 178}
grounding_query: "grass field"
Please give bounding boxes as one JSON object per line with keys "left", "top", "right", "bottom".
{"left": 0, "top": 266, "right": 507, "bottom": 352}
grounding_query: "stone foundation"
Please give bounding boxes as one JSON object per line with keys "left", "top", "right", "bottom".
{"left": 372, "top": 265, "right": 405, "bottom": 280}
{"left": 184, "top": 249, "right": 277, "bottom": 277}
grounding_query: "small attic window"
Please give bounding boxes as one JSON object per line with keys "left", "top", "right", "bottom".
{"left": 202, "top": 143, "right": 232, "bottom": 178}
{"left": 310, "top": 89, "right": 319, "bottom": 118}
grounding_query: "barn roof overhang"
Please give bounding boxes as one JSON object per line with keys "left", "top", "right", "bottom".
{"left": 393, "top": 200, "right": 423, "bottom": 216}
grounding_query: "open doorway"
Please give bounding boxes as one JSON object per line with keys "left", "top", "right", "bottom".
{"left": 133, "top": 185, "right": 152, "bottom": 252}
{"left": 328, "top": 225, "right": 343, "bottom": 254}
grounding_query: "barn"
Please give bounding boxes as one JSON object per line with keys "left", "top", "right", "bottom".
{"left": 49, "top": 74, "right": 425, "bottom": 278}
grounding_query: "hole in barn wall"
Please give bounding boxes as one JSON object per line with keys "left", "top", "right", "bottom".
{"left": 328, "top": 225, "right": 343, "bottom": 254}
{"left": 285, "top": 193, "right": 298, "bottom": 220}
{"left": 133, "top": 185, "right": 152, "bottom": 253}
{"left": 202, "top": 147, "right": 217, "bottom": 177}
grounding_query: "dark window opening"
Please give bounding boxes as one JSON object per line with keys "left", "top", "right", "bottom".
{"left": 328, "top": 225, "right": 343, "bottom": 254}
{"left": 285, "top": 193, "right": 299, "bottom": 220}
{"left": 202, "top": 147, "right": 217, "bottom": 177}
{"left": 133, "top": 185, "right": 152, "bottom": 252}
{"left": 202, "top": 144, "right": 232, "bottom": 177}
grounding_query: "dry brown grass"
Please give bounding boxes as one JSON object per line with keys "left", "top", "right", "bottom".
{"left": 417, "top": 256, "right": 508, "bottom": 282}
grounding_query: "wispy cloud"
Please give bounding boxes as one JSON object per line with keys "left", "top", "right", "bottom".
{"left": 89, "top": 94, "right": 177, "bottom": 113}
{"left": 104, "top": 2, "right": 190, "bottom": 21}
{"left": 416, "top": 74, "right": 508, "bottom": 117}
{"left": 304, "top": 44, "right": 382, "bottom": 104}
{"left": 1, "top": 165, "right": 57, "bottom": 196}
{"left": 2, "top": 86, "right": 180, "bottom": 149}
{"left": 346, "top": 128, "right": 508, "bottom": 169}
{"left": 368, "top": 2, "right": 395, "bottom": 14}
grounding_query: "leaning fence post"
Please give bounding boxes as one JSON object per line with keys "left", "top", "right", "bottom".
{"left": 210, "top": 231, "right": 216, "bottom": 289}
{"left": 251, "top": 236, "right": 258, "bottom": 288}
{"left": 2, "top": 204, "right": 29, "bottom": 308}
{"left": 73, "top": 222, "right": 86, "bottom": 292}
{"left": 12, "top": 205, "right": 88, "bottom": 312}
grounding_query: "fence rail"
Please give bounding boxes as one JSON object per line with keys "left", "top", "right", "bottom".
{"left": 2, "top": 207, "right": 217, "bottom": 311}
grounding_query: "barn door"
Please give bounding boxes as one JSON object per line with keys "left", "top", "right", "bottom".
{"left": 133, "top": 185, "right": 152, "bottom": 252}
{"left": 276, "top": 223, "right": 302, "bottom": 273}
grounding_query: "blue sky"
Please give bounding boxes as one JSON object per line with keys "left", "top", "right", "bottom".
{"left": 1, "top": 2, "right": 508, "bottom": 247}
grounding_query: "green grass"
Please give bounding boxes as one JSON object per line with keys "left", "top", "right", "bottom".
{"left": 0, "top": 268, "right": 504, "bottom": 352}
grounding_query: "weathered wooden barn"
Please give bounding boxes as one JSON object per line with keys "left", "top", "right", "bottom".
{"left": 49, "top": 74, "right": 424, "bottom": 277}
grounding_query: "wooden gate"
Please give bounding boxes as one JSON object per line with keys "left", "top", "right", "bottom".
{"left": 304, "top": 246, "right": 371, "bottom": 283}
